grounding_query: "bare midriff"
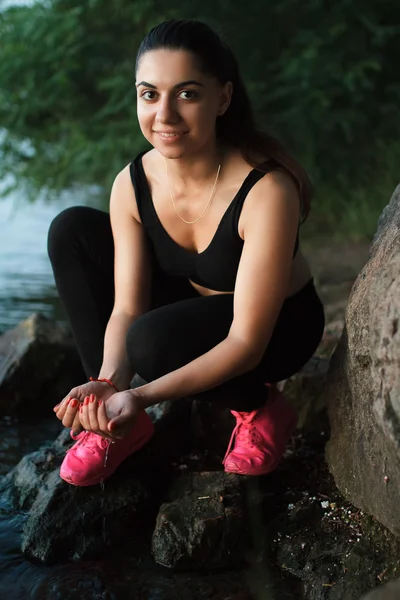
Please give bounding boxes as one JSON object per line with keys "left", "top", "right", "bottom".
{"left": 189, "top": 249, "right": 312, "bottom": 298}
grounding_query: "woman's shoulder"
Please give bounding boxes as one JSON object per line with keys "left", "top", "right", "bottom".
{"left": 224, "top": 150, "right": 294, "bottom": 192}
{"left": 110, "top": 163, "right": 142, "bottom": 222}
{"left": 236, "top": 152, "right": 300, "bottom": 230}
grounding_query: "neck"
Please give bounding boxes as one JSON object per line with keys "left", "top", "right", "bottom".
{"left": 161, "top": 140, "right": 223, "bottom": 193}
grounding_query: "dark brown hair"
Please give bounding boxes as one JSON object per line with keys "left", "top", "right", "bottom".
{"left": 136, "top": 19, "right": 312, "bottom": 220}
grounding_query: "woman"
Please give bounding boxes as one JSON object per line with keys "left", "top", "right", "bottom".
{"left": 50, "top": 19, "right": 325, "bottom": 487}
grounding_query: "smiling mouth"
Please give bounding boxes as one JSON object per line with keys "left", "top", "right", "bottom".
{"left": 154, "top": 131, "right": 187, "bottom": 137}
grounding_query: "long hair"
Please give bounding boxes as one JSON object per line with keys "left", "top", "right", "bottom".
{"left": 136, "top": 19, "right": 312, "bottom": 220}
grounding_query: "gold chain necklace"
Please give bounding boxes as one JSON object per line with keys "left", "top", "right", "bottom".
{"left": 164, "top": 159, "right": 221, "bottom": 225}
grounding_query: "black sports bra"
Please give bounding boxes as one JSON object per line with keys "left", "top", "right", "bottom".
{"left": 129, "top": 152, "right": 299, "bottom": 292}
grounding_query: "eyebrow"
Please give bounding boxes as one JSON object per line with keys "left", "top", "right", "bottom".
{"left": 136, "top": 80, "right": 204, "bottom": 89}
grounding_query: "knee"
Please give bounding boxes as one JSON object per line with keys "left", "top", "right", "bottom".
{"left": 47, "top": 206, "right": 93, "bottom": 261}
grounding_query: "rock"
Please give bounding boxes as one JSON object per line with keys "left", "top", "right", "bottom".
{"left": 21, "top": 468, "right": 152, "bottom": 564}
{"left": 361, "top": 579, "right": 400, "bottom": 600}
{"left": 0, "top": 443, "right": 66, "bottom": 510}
{"left": 151, "top": 471, "right": 245, "bottom": 570}
{"left": 268, "top": 496, "right": 381, "bottom": 600}
{"left": 0, "top": 395, "right": 192, "bottom": 562}
{"left": 0, "top": 313, "right": 85, "bottom": 418}
{"left": 325, "top": 184, "right": 400, "bottom": 537}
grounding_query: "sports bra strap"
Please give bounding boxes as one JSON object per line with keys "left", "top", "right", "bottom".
{"left": 129, "top": 151, "right": 149, "bottom": 222}
{"left": 231, "top": 159, "right": 281, "bottom": 211}
{"left": 230, "top": 159, "right": 299, "bottom": 257}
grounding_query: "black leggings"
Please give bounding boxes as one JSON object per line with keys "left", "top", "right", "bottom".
{"left": 47, "top": 206, "right": 325, "bottom": 412}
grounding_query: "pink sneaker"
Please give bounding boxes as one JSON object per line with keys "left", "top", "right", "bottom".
{"left": 60, "top": 410, "right": 154, "bottom": 486}
{"left": 223, "top": 388, "right": 297, "bottom": 476}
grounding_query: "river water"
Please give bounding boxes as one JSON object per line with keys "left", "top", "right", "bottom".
{"left": 0, "top": 194, "right": 74, "bottom": 334}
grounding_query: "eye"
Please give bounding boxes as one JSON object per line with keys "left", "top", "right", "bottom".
{"left": 178, "top": 90, "right": 197, "bottom": 100}
{"left": 141, "top": 90, "right": 157, "bottom": 101}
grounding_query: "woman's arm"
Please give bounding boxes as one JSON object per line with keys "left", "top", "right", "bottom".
{"left": 98, "top": 166, "right": 152, "bottom": 391}
{"left": 137, "top": 170, "right": 300, "bottom": 407}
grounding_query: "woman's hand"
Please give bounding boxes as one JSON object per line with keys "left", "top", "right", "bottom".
{"left": 79, "top": 390, "right": 143, "bottom": 440}
{"left": 53, "top": 381, "right": 116, "bottom": 434}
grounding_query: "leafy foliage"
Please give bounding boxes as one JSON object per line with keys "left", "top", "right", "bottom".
{"left": 0, "top": 0, "right": 399, "bottom": 230}
{"left": 0, "top": 0, "right": 172, "bottom": 196}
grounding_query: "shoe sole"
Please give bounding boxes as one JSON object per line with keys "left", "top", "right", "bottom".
{"left": 60, "top": 426, "right": 154, "bottom": 487}
{"left": 224, "top": 416, "right": 297, "bottom": 476}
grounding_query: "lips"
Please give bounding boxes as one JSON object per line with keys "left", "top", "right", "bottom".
{"left": 153, "top": 131, "right": 188, "bottom": 144}
{"left": 153, "top": 131, "right": 188, "bottom": 136}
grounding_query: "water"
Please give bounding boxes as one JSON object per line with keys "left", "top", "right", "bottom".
{"left": 0, "top": 195, "right": 69, "bottom": 333}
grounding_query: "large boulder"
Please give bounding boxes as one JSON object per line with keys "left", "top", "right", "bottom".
{"left": 0, "top": 313, "right": 85, "bottom": 418}
{"left": 326, "top": 184, "right": 400, "bottom": 536}
{"left": 361, "top": 579, "right": 400, "bottom": 600}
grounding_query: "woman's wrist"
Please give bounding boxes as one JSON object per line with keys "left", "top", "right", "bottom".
{"left": 128, "top": 385, "right": 154, "bottom": 409}
{"left": 96, "top": 368, "right": 133, "bottom": 392}
{"left": 90, "top": 376, "right": 120, "bottom": 392}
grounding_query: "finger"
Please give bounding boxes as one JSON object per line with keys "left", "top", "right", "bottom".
{"left": 61, "top": 398, "right": 80, "bottom": 428}
{"left": 96, "top": 399, "right": 112, "bottom": 436}
{"left": 88, "top": 394, "right": 100, "bottom": 431}
{"left": 94, "top": 429, "right": 115, "bottom": 442}
{"left": 54, "top": 397, "right": 73, "bottom": 421}
{"left": 53, "top": 395, "right": 69, "bottom": 412}
{"left": 79, "top": 396, "right": 91, "bottom": 431}
{"left": 71, "top": 411, "right": 84, "bottom": 435}
{"left": 54, "top": 386, "right": 82, "bottom": 410}
{"left": 54, "top": 396, "right": 72, "bottom": 417}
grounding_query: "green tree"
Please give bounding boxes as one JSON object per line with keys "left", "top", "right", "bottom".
{"left": 1, "top": 0, "right": 399, "bottom": 237}
{"left": 0, "top": 0, "right": 175, "bottom": 198}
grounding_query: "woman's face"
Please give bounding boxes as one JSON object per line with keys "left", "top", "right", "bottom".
{"left": 136, "top": 49, "right": 231, "bottom": 158}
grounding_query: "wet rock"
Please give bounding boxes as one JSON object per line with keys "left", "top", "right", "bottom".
{"left": 0, "top": 443, "right": 66, "bottom": 510}
{"left": 269, "top": 499, "right": 383, "bottom": 600}
{"left": 361, "top": 579, "right": 400, "bottom": 599}
{"left": 152, "top": 471, "right": 245, "bottom": 570}
{"left": 301, "top": 542, "right": 377, "bottom": 600}
{"left": 21, "top": 468, "right": 152, "bottom": 564}
{"left": 0, "top": 394, "right": 192, "bottom": 563}
{"left": 0, "top": 313, "right": 85, "bottom": 419}
{"left": 326, "top": 184, "right": 400, "bottom": 537}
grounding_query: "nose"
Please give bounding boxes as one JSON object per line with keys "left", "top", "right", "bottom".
{"left": 155, "top": 96, "right": 180, "bottom": 124}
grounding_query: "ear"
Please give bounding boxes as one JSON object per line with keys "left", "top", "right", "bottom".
{"left": 218, "top": 81, "right": 233, "bottom": 116}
